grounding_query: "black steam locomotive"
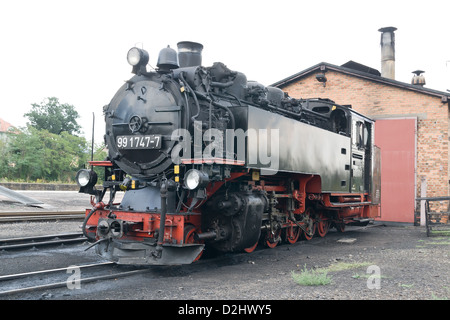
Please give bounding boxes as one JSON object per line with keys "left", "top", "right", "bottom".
{"left": 76, "top": 42, "right": 381, "bottom": 265}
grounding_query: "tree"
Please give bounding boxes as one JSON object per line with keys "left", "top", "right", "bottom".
{"left": 89, "top": 142, "right": 108, "bottom": 183}
{"left": 24, "top": 97, "right": 82, "bottom": 135}
{"left": 1, "top": 127, "right": 88, "bottom": 182}
{"left": 5, "top": 128, "right": 45, "bottom": 181}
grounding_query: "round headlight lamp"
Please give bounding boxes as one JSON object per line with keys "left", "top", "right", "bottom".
{"left": 76, "top": 169, "right": 98, "bottom": 188}
{"left": 184, "top": 169, "right": 209, "bottom": 190}
{"left": 127, "top": 47, "right": 149, "bottom": 67}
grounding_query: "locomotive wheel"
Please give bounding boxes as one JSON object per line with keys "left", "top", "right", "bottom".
{"left": 184, "top": 225, "right": 203, "bottom": 261}
{"left": 284, "top": 224, "right": 301, "bottom": 244}
{"left": 264, "top": 229, "right": 281, "bottom": 248}
{"left": 302, "top": 207, "right": 316, "bottom": 241}
{"left": 335, "top": 222, "right": 346, "bottom": 233}
{"left": 316, "top": 212, "right": 330, "bottom": 238}
{"left": 244, "top": 242, "right": 258, "bottom": 253}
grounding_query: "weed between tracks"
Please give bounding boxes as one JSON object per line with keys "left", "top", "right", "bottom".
{"left": 291, "top": 262, "right": 373, "bottom": 286}
{"left": 417, "top": 234, "right": 450, "bottom": 247}
{"left": 291, "top": 266, "right": 332, "bottom": 286}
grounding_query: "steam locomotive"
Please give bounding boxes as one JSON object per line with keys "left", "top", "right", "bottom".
{"left": 76, "top": 42, "right": 381, "bottom": 265}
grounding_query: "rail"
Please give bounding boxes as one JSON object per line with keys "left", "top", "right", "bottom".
{"left": 0, "top": 232, "right": 86, "bottom": 251}
{"left": 0, "top": 210, "right": 85, "bottom": 222}
{"left": 0, "top": 262, "right": 149, "bottom": 297}
{"left": 416, "top": 196, "right": 450, "bottom": 237}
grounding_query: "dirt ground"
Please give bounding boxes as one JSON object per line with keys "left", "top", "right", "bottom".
{"left": 1, "top": 221, "right": 449, "bottom": 302}
{"left": 0, "top": 191, "right": 449, "bottom": 303}
{"left": 97, "top": 223, "right": 449, "bottom": 301}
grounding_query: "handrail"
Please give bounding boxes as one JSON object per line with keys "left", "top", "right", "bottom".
{"left": 416, "top": 196, "right": 450, "bottom": 201}
{"left": 416, "top": 197, "right": 450, "bottom": 237}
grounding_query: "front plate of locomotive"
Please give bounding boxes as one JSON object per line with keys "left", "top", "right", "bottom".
{"left": 96, "top": 239, "right": 205, "bottom": 266}
{"left": 104, "top": 74, "right": 185, "bottom": 177}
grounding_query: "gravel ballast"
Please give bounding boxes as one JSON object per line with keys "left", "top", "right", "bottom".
{"left": 0, "top": 221, "right": 448, "bottom": 301}
{"left": 0, "top": 191, "right": 448, "bottom": 301}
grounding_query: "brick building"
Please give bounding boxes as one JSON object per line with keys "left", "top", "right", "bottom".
{"left": 271, "top": 28, "right": 450, "bottom": 224}
{"left": 0, "top": 118, "right": 17, "bottom": 142}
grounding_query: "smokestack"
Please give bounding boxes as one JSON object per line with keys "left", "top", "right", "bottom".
{"left": 378, "top": 27, "right": 397, "bottom": 80}
{"left": 177, "top": 41, "right": 203, "bottom": 68}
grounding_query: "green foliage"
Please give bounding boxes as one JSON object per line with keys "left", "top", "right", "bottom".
{"left": 24, "top": 97, "right": 82, "bottom": 135}
{"left": 0, "top": 138, "right": 11, "bottom": 179}
{"left": 291, "top": 265, "right": 332, "bottom": 286}
{"left": 91, "top": 142, "right": 108, "bottom": 182}
{"left": 320, "top": 261, "right": 372, "bottom": 272}
{"left": 1, "top": 126, "right": 89, "bottom": 182}
{"left": 0, "top": 97, "right": 107, "bottom": 183}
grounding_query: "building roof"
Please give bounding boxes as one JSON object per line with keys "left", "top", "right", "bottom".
{"left": 340, "top": 60, "right": 381, "bottom": 76}
{"left": 271, "top": 61, "right": 450, "bottom": 103}
{"left": 0, "top": 118, "right": 16, "bottom": 133}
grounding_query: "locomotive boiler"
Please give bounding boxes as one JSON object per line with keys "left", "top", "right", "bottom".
{"left": 76, "top": 41, "right": 381, "bottom": 265}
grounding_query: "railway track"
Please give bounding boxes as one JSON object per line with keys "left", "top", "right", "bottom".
{"left": 0, "top": 261, "right": 149, "bottom": 297}
{"left": 0, "top": 210, "right": 85, "bottom": 222}
{"left": 0, "top": 232, "right": 87, "bottom": 251}
{"left": 0, "top": 223, "right": 384, "bottom": 298}
{"left": 0, "top": 248, "right": 243, "bottom": 298}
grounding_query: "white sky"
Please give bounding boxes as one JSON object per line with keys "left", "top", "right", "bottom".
{"left": 1, "top": 0, "right": 449, "bottom": 143}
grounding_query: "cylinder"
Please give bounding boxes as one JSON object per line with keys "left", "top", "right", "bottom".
{"left": 194, "top": 231, "right": 217, "bottom": 241}
{"left": 177, "top": 41, "right": 203, "bottom": 68}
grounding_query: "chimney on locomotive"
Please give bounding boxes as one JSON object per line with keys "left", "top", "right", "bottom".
{"left": 177, "top": 41, "right": 204, "bottom": 67}
{"left": 378, "top": 26, "right": 397, "bottom": 80}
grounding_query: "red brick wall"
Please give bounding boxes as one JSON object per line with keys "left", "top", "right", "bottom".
{"left": 279, "top": 70, "right": 449, "bottom": 200}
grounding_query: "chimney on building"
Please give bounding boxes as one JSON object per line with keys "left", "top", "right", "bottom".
{"left": 411, "top": 70, "right": 426, "bottom": 86}
{"left": 378, "top": 27, "right": 397, "bottom": 80}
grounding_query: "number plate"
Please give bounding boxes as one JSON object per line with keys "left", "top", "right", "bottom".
{"left": 116, "top": 135, "right": 162, "bottom": 150}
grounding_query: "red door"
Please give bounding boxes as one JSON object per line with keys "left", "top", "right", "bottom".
{"left": 374, "top": 118, "right": 416, "bottom": 223}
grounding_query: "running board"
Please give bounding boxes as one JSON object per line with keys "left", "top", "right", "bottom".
{"left": 352, "top": 218, "right": 371, "bottom": 223}
{"left": 329, "top": 201, "right": 371, "bottom": 207}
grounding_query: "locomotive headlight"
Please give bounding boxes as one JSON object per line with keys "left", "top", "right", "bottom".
{"left": 184, "top": 169, "right": 209, "bottom": 190}
{"left": 127, "top": 47, "right": 149, "bottom": 67}
{"left": 76, "top": 169, "right": 98, "bottom": 188}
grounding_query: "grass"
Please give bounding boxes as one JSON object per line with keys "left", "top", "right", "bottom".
{"left": 320, "top": 261, "right": 372, "bottom": 273}
{"left": 420, "top": 236, "right": 450, "bottom": 246}
{"left": 416, "top": 233, "right": 450, "bottom": 247}
{"left": 426, "top": 240, "right": 450, "bottom": 245}
{"left": 431, "top": 293, "right": 449, "bottom": 300}
{"left": 429, "top": 230, "right": 450, "bottom": 237}
{"left": 352, "top": 272, "right": 389, "bottom": 280}
{"left": 291, "top": 265, "right": 332, "bottom": 286}
{"left": 291, "top": 262, "right": 373, "bottom": 286}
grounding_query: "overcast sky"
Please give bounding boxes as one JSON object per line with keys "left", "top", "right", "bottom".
{"left": 1, "top": 0, "right": 449, "bottom": 143}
